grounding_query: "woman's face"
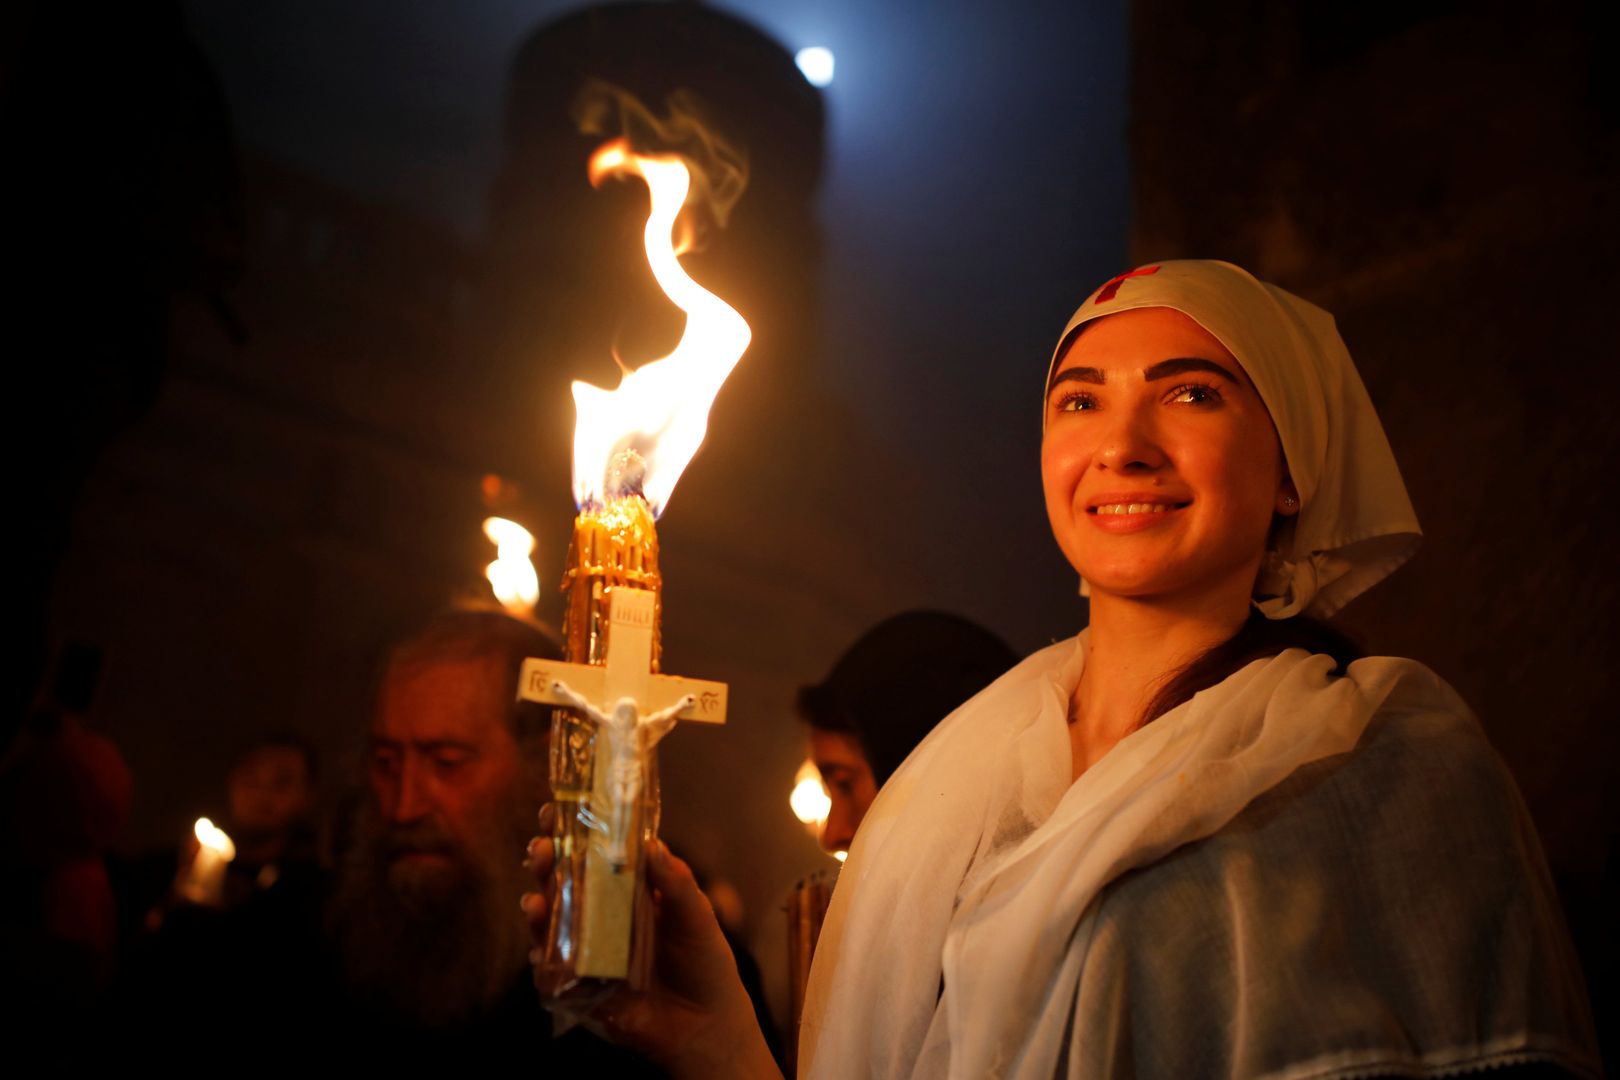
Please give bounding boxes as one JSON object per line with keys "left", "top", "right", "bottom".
{"left": 808, "top": 729, "right": 877, "bottom": 855}
{"left": 1041, "top": 307, "right": 1295, "bottom": 606}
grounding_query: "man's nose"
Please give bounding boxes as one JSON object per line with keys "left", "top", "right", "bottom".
{"left": 1095, "top": 403, "right": 1167, "bottom": 472}
{"left": 387, "top": 757, "right": 432, "bottom": 824}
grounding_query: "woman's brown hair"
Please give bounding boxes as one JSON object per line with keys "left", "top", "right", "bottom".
{"left": 1139, "top": 609, "right": 1363, "bottom": 728}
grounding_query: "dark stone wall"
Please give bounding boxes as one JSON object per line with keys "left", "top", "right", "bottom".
{"left": 1131, "top": 0, "right": 1616, "bottom": 1046}
{"left": 49, "top": 154, "right": 500, "bottom": 850}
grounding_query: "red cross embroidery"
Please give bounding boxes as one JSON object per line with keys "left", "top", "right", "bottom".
{"left": 1093, "top": 265, "right": 1160, "bottom": 304}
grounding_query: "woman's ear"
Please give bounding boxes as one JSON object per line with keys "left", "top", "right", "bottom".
{"left": 1276, "top": 476, "right": 1300, "bottom": 517}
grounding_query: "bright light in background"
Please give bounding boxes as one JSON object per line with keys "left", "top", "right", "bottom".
{"left": 790, "top": 758, "right": 830, "bottom": 827}
{"left": 482, "top": 516, "right": 540, "bottom": 615}
{"left": 194, "top": 817, "right": 235, "bottom": 860}
{"left": 795, "top": 46, "right": 834, "bottom": 87}
{"left": 178, "top": 816, "right": 236, "bottom": 904}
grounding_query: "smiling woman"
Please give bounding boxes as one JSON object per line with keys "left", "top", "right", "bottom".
{"left": 522, "top": 262, "right": 1601, "bottom": 1080}
{"left": 797, "top": 262, "right": 1597, "bottom": 1079}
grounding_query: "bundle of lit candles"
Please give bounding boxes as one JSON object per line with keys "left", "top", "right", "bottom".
{"left": 517, "top": 133, "right": 747, "bottom": 996}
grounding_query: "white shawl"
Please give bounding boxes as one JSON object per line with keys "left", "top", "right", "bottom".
{"left": 798, "top": 635, "right": 1598, "bottom": 1079}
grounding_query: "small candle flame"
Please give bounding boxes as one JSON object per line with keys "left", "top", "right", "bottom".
{"left": 790, "top": 759, "right": 831, "bottom": 826}
{"left": 571, "top": 137, "right": 752, "bottom": 517}
{"left": 193, "top": 817, "right": 236, "bottom": 861}
{"left": 483, "top": 516, "right": 540, "bottom": 614}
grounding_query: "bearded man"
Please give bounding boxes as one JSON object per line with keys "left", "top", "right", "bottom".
{"left": 330, "top": 610, "right": 548, "bottom": 1031}
{"left": 330, "top": 610, "right": 661, "bottom": 1071}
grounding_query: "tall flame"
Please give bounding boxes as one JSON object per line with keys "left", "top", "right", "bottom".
{"left": 571, "top": 137, "right": 752, "bottom": 517}
{"left": 482, "top": 516, "right": 540, "bottom": 614}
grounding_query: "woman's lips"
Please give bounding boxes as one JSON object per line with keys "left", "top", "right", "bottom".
{"left": 1091, "top": 501, "right": 1179, "bottom": 515}
{"left": 1084, "top": 497, "right": 1191, "bottom": 532}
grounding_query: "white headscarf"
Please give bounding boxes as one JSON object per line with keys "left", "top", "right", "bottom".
{"left": 1046, "top": 259, "right": 1420, "bottom": 619}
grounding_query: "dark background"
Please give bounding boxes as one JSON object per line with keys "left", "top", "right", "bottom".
{"left": 11, "top": 0, "right": 1614, "bottom": 1040}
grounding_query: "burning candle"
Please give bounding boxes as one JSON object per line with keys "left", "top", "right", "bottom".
{"left": 518, "top": 132, "right": 749, "bottom": 995}
{"left": 176, "top": 817, "right": 235, "bottom": 906}
{"left": 482, "top": 515, "right": 541, "bottom": 616}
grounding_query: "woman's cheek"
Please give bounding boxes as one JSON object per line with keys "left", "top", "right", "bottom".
{"left": 1041, "top": 435, "right": 1089, "bottom": 505}
{"left": 1041, "top": 439, "right": 1091, "bottom": 568}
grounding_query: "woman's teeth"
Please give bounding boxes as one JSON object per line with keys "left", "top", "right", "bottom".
{"left": 1094, "top": 503, "right": 1174, "bottom": 515}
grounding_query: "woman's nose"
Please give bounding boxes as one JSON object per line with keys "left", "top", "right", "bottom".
{"left": 819, "top": 799, "right": 858, "bottom": 855}
{"left": 1094, "top": 405, "right": 1166, "bottom": 472}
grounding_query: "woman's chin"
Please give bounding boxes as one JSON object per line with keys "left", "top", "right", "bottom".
{"left": 1080, "top": 562, "right": 1262, "bottom": 614}
{"left": 1084, "top": 580, "right": 1170, "bottom": 603}
{"left": 1077, "top": 566, "right": 1181, "bottom": 600}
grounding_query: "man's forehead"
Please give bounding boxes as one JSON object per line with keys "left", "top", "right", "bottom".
{"left": 373, "top": 653, "right": 513, "bottom": 742}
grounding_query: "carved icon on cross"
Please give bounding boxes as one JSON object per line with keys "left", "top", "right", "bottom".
{"left": 547, "top": 681, "right": 692, "bottom": 865}
{"left": 517, "top": 588, "right": 727, "bottom": 868}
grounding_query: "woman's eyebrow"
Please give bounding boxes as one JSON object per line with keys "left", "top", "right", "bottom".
{"left": 1047, "top": 358, "right": 1241, "bottom": 395}
{"left": 1142, "top": 357, "right": 1242, "bottom": 383}
{"left": 1047, "top": 365, "right": 1106, "bottom": 393}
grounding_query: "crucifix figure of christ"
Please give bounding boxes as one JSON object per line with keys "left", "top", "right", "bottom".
{"left": 516, "top": 586, "right": 726, "bottom": 977}
{"left": 546, "top": 681, "right": 693, "bottom": 867}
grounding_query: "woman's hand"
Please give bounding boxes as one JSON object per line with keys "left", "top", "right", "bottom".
{"left": 523, "top": 810, "right": 781, "bottom": 1080}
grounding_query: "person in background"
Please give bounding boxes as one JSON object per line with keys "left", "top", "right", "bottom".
{"left": 329, "top": 609, "right": 655, "bottom": 1067}
{"left": 331, "top": 609, "right": 563, "bottom": 1033}
{"left": 785, "top": 612, "right": 1019, "bottom": 1062}
{"left": 112, "top": 730, "right": 332, "bottom": 1058}
{"left": 1, "top": 643, "right": 131, "bottom": 1026}
{"left": 119, "top": 732, "right": 325, "bottom": 934}
{"left": 223, "top": 732, "right": 320, "bottom": 886}
{"left": 798, "top": 611, "right": 1017, "bottom": 853}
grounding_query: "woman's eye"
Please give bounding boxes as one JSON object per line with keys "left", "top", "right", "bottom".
{"left": 1052, "top": 391, "right": 1097, "bottom": 413}
{"left": 1167, "top": 383, "right": 1221, "bottom": 406}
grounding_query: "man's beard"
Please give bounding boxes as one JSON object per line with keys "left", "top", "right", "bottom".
{"left": 331, "top": 785, "right": 538, "bottom": 1028}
